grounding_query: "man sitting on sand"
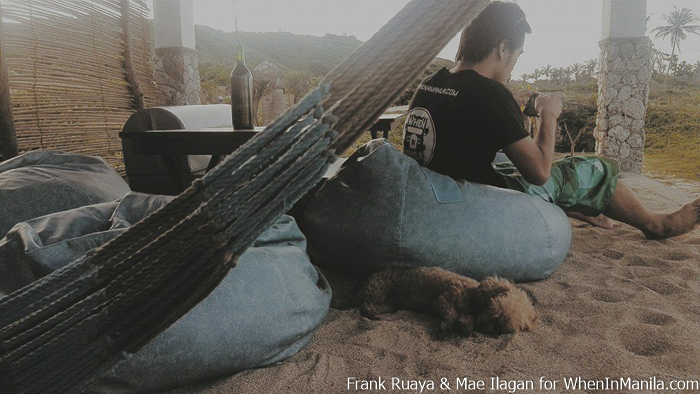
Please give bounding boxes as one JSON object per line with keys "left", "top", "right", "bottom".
{"left": 403, "top": 1, "right": 699, "bottom": 239}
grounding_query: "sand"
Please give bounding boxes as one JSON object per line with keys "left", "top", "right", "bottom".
{"left": 173, "top": 173, "right": 700, "bottom": 394}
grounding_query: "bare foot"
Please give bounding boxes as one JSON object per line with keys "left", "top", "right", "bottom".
{"left": 566, "top": 211, "right": 615, "bottom": 229}
{"left": 644, "top": 198, "right": 700, "bottom": 239}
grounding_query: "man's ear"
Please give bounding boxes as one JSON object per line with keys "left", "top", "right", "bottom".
{"left": 497, "top": 40, "right": 509, "bottom": 60}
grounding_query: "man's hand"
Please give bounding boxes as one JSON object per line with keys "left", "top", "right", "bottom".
{"left": 535, "top": 92, "right": 565, "bottom": 119}
{"left": 512, "top": 90, "right": 536, "bottom": 106}
{"left": 502, "top": 92, "right": 564, "bottom": 186}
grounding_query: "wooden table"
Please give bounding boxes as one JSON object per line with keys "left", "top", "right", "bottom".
{"left": 119, "top": 113, "right": 405, "bottom": 190}
{"left": 369, "top": 113, "right": 404, "bottom": 139}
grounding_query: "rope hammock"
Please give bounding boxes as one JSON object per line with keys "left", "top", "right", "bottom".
{"left": 0, "top": 0, "right": 488, "bottom": 392}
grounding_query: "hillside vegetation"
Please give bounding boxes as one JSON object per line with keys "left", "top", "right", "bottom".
{"left": 196, "top": 25, "right": 363, "bottom": 77}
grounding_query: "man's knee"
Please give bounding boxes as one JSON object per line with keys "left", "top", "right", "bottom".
{"left": 567, "top": 156, "right": 619, "bottom": 178}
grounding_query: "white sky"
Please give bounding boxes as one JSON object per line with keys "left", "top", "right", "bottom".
{"left": 161, "top": 0, "right": 700, "bottom": 76}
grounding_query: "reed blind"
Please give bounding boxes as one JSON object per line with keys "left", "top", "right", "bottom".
{"left": 1, "top": 0, "right": 165, "bottom": 172}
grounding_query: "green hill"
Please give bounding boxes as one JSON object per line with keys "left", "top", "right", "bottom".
{"left": 195, "top": 25, "right": 364, "bottom": 76}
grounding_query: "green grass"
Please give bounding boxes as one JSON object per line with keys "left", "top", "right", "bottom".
{"left": 644, "top": 132, "right": 700, "bottom": 180}
{"left": 643, "top": 83, "right": 700, "bottom": 181}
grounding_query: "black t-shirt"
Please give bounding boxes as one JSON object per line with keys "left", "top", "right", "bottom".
{"left": 403, "top": 68, "right": 529, "bottom": 188}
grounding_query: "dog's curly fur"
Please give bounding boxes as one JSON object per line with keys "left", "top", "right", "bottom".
{"left": 359, "top": 267, "right": 537, "bottom": 336}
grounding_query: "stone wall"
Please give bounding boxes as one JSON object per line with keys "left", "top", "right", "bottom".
{"left": 595, "top": 37, "right": 652, "bottom": 173}
{"left": 153, "top": 47, "right": 201, "bottom": 106}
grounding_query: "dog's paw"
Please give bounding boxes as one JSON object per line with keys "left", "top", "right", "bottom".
{"left": 455, "top": 315, "right": 475, "bottom": 336}
{"left": 360, "top": 303, "right": 395, "bottom": 320}
{"left": 436, "top": 320, "right": 456, "bottom": 339}
{"left": 435, "top": 315, "right": 474, "bottom": 339}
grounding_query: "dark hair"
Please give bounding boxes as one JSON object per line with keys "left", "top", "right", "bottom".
{"left": 456, "top": 1, "right": 532, "bottom": 64}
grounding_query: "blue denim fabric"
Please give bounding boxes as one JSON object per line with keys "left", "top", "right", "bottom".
{"left": 304, "top": 139, "right": 572, "bottom": 282}
{"left": 0, "top": 151, "right": 130, "bottom": 239}
{"left": 0, "top": 192, "right": 331, "bottom": 392}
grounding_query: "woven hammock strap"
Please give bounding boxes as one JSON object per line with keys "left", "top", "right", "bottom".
{"left": 0, "top": 1, "right": 488, "bottom": 392}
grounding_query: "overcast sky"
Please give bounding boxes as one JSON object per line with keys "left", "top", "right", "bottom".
{"left": 164, "top": 0, "right": 700, "bottom": 76}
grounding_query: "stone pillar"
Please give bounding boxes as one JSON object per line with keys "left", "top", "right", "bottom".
{"left": 595, "top": 0, "right": 651, "bottom": 173}
{"left": 152, "top": 0, "right": 201, "bottom": 105}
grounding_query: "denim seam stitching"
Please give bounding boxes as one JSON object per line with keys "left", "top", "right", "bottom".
{"left": 526, "top": 197, "right": 556, "bottom": 271}
{"left": 270, "top": 248, "right": 309, "bottom": 335}
{"left": 395, "top": 159, "right": 410, "bottom": 263}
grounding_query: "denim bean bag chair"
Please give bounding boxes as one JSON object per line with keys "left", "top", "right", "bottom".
{"left": 0, "top": 193, "right": 331, "bottom": 393}
{"left": 0, "top": 151, "right": 130, "bottom": 239}
{"left": 304, "top": 139, "right": 571, "bottom": 282}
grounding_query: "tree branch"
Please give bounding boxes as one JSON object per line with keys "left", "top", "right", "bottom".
{"left": 120, "top": 0, "right": 146, "bottom": 111}
{"left": 0, "top": 5, "right": 18, "bottom": 161}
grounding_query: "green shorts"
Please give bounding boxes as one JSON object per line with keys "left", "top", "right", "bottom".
{"left": 495, "top": 156, "right": 619, "bottom": 217}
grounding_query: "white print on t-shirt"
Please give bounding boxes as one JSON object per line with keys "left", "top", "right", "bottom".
{"left": 403, "top": 107, "right": 436, "bottom": 166}
{"left": 417, "top": 84, "right": 459, "bottom": 97}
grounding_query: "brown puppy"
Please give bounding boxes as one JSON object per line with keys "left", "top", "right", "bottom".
{"left": 359, "top": 267, "right": 536, "bottom": 337}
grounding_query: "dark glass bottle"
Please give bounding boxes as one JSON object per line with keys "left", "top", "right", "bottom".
{"left": 230, "top": 44, "right": 255, "bottom": 130}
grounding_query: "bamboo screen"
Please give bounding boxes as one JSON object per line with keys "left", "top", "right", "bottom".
{"left": 1, "top": 0, "right": 165, "bottom": 172}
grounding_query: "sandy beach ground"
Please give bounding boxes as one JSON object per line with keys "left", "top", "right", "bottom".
{"left": 173, "top": 172, "right": 700, "bottom": 394}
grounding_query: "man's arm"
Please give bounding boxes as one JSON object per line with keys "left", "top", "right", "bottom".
{"left": 502, "top": 93, "right": 564, "bottom": 186}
